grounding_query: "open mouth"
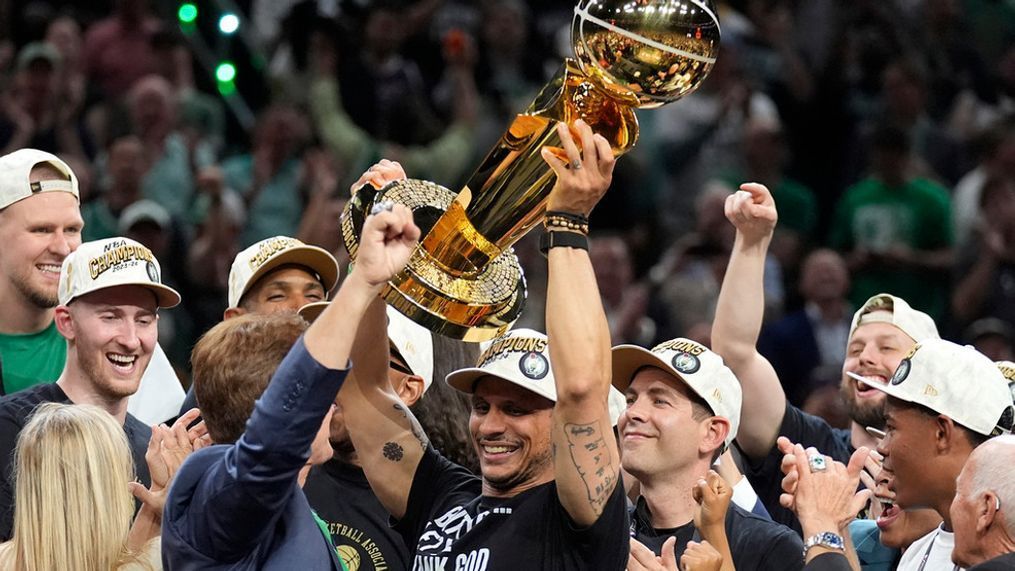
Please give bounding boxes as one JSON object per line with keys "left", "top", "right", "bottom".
{"left": 37, "top": 263, "right": 62, "bottom": 278}
{"left": 479, "top": 443, "right": 519, "bottom": 461}
{"left": 851, "top": 372, "right": 887, "bottom": 398}
{"left": 876, "top": 501, "right": 901, "bottom": 529}
{"left": 107, "top": 353, "right": 137, "bottom": 373}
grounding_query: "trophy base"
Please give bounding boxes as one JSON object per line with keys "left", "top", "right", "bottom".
{"left": 341, "top": 179, "right": 526, "bottom": 342}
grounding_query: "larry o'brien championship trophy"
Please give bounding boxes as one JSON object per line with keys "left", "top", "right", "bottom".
{"left": 342, "top": 0, "right": 720, "bottom": 341}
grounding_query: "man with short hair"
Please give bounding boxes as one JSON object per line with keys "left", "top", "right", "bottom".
{"left": 712, "top": 183, "right": 940, "bottom": 529}
{"left": 0, "top": 236, "right": 181, "bottom": 539}
{"left": 950, "top": 435, "right": 1015, "bottom": 569}
{"left": 614, "top": 337, "right": 804, "bottom": 569}
{"left": 863, "top": 338, "right": 1013, "bottom": 570}
{"left": 340, "top": 122, "right": 629, "bottom": 570}
{"left": 162, "top": 200, "right": 419, "bottom": 569}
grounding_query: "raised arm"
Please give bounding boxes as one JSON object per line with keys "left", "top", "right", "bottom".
{"left": 711, "top": 183, "right": 785, "bottom": 459}
{"left": 340, "top": 162, "right": 432, "bottom": 520}
{"left": 541, "top": 120, "right": 622, "bottom": 527}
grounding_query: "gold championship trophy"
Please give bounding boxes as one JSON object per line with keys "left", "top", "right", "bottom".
{"left": 342, "top": 0, "right": 721, "bottom": 341}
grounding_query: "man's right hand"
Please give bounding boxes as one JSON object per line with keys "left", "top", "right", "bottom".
{"left": 355, "top": 204, "right": 420, "bottom": 288}
{"left": 724, "top": 183, "right": 777, "bottom": 245}
{"left": 541, "top": 119, "right": 616, "bottom": 216}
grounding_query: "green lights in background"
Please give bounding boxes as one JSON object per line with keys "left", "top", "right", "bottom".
{"left": 178, "top": 3, "right": 198, "bottom": 24}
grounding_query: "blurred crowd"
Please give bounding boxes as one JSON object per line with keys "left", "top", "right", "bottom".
{"left": 0, "top": 0, "right": 1011, "bottom": 424}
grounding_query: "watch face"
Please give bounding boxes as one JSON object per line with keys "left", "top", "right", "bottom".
{"left": 819, "top": 532, "right": 845, "bottom": 549}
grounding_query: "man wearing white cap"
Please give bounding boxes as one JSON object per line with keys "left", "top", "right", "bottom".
{"left": 0, "top": 236, "right": 181, "bottom": 539}
{"left": 339, "top": 122, "right": 628, "bottom": 570}
{"left": 711, "top": 183, "right": 940, "bottom": 530}
{"left": 176, "top": 234, "right": 340, "bottom": 415}
{"left": 0, "top": 148, "right": 83, "bottom": 395}
{"left": 859, "top": 339, "right": 1014, "bottom": 570}
{"left": 614, "top": 337, "right": 804, "bottom": 569}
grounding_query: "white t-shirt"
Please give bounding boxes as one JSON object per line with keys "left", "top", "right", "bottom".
{"left": 897, "top": 525, "right": 963, "bottom": 571}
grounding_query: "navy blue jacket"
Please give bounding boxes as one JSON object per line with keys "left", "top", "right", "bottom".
{"left": 161, "top": 338, "right": 346, "bottom": 570}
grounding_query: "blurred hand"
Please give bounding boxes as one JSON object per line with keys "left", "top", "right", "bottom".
{"left": 724, "top": 183, "right": 777, "bottom": 245}
{"left": 542, "top": 119, "right": 616, "bottom": 216}
{"left": 131, "top": 408, "right": 204, "bottom": 514}
{"left": 351, "top": 159, "right": 407, "bottom": 195}
{"left": 680, "top": 540, "right": 723, "bottom": 571}
{"left": 355, "top": 204, "right": 420, "bottom": 287}
{"left": 692, "top": 470, "right": 732, "bottom": 531}
{"left": 196, "top": 166, "right": 225, "bottom": 199}
{"left": 628, "top": 537, "right": 678, "bottom": 571}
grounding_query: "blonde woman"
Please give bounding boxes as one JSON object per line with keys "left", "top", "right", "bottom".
{"left": 0, "top": 403, "right": 203, "bottom": 570}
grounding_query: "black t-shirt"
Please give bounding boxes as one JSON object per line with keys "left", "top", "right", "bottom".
{"left": 0, "top": 382, "right": 152, "bottom": 540}
{"left": 631, "top": 495, "right": 804, "bottom": 570}
{"left": 743, "top": 402, "right": 853, "bottom": 533}
{"left": 304, "top": 458, "right": 411, "bottom": 571}
{"left": 396, "top": 446, "right": 630, "bottom": 571}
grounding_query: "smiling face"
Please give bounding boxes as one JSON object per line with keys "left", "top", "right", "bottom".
{"left": 60, "top": 285, "right": 158, "bottom": 401}
{"left": 841, "top": 322, "right": 917, "bottom": 429}
{"left": 876, "top": 399, "right": 944, "bottom": 511}
{"left": 469, "top": 376, "right": 554, "bottom": 496}
{"left": 618, "top": 367, "right": 724, "bottom": 482}
{"left": 0, "top": 192, "right": 82, "bottom": 310}
{"left": 238, "top": 265, "right": 326, "bottom": 316}
{"left": 874, "top": 465, "right": 942, "bottom": 549}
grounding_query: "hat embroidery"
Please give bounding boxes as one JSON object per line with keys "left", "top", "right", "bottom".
{"left": 922, "top": 384, "right": 938, "bottom": 397}
{"left": 146, "top": 261, "right": 160, "bottom": 284}
{"left": 999, "top": 364, "right": 1015, "bottom": 382}
{"left": 88, "top": 242, "right": 155, "bottom": 279}
{"left": 890, "top": 358, "right": 911, "bottom": 385}
{"left": 519, "top": 352, "right": 549, "bottom": 380}
{"left": 711, "top": 388, "right": 723, "bottom": 403}
{"left": 671, "top": 352, "right": 701, "bottom": 375}
{"left": 248, "top": 238, "right": 300, "bottom": 270}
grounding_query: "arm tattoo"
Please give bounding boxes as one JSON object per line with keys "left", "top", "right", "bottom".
{"left": 393, "top": 403, "right": 428, "bottom": 450}
{"left": 564, "top": 420, "right": 617, "bottom": 516}
{"left": 382, "top": 442, "right": 404, "bottom": 462}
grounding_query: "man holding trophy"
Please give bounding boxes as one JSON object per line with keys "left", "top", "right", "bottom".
{"left": 334, "top": 1, "right": 722, "bottom": 570}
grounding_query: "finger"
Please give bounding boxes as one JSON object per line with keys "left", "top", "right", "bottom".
{"left": 739, "top": 182, "right": 771, "bottom": 202}
{"left": 129, "top": 481, "right": 155, "bottom": 505}
{"left": 175, "top": 408, "right": 201, "bottom": 429}
{"left": 850, "top": 489, "right": 873, "bottom": 516}
{"left": 846, "top": 446, "right": 869, "bottom": 479}
{"left": 661, "top": 537, "right": 677, "bottom": 570}
{"left": 194, "top": 434, "right": 213, "bottom": 450}
{"left": 724, "top": 193, "right": 737, "bottom": 221}
{"left": 557, "top": 122, "right": 582, "bottom": 163}
{"left": 705, "top": 470, "right": 723, "bottom": 494}
{"left": 188, "top": 420, "right": 208, "bottom": 442}
{"left": 776, "top": 436, "right": 795, "bottom": 455}
{"left": 576, "top": 119, "right": 596, "bottom": 165}
{"left": 692, "top": 480, "right": 704, "bottom": 504}
{"left": 779, "top": 491, "right": 795, "bottom": 510}
{"left": 859, "top": 468, "right": 876, "bottom": 492}
{"left": 779, "top": 451, "right": 797, "bottom": 476}
{"left": 628, "top": 538, "right": 659, "bottom": 568}
{"left": 593, "top": 133, "right": 615, "bottom": 177}
{"left": 793, "top": 444, "right": 811, "bottom": 485}
{"left": 541, "top": 147, "right": 569, "bottom": 178}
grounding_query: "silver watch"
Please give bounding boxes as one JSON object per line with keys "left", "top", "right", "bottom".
{"left": 803, "top": 531, "right": 845, "bottom": 557}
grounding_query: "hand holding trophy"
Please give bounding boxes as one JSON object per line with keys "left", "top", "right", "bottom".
{"left": 342, "top": 0, "right": 721, "bottom": 341}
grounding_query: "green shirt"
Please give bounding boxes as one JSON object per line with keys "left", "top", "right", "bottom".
{"left": 830, "top": 176, "right": 953, "bottom": 320}
{"left": 0, "top": 321, "right": 66, "bottom": 395}
{"left": 80, "top": 200, "right": 121, "bottom": 242}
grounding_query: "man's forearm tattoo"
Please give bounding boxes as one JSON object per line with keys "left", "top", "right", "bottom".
{"left": 564, "top": 420, "right": 616, "bottom": 515}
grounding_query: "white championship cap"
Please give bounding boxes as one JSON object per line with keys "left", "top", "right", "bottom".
{"left": 849, "top": 293, "right": 939, "bottom": 343}
{"left": 849, "top": 339, "right": 1014, "bottom": 437}
{"left": 298, "top": 302, "right": 436, "bottom": 391}
{"left": 446, "top": 329, "right": 556, "bottom": 403}
{"left": 0, "top": 148, "right": 79, "bottom": 210}
{"left": 611, "top": 338, "right": 742, "bottom": 446}
{"left": 228, "top": 236, "right": 339, "bottom": 309}
{"left": 59, "top": 237, "right": 180, "bottom": 308}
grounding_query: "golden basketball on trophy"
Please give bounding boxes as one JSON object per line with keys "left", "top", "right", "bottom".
{"left": 342, "top": 0, "right": 721, "bottom": 341}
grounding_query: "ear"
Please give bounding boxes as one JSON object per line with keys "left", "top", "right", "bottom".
{"left": 223, "top": 306, "right": 246, "bottom": 320}
{"left": 53, "top": 306, "right": 74, "bottom": 341}
{"left": 977, "top": 491, "right": 1001, "bottom": 535}
{"left": 395, "top": 374, "right": 425, "bottom": 407}
{"left": 934, "top": 415, "right": 958, "bottom": 454}
{"left": 699, "top": 416, "right": 730, "bottom": 458}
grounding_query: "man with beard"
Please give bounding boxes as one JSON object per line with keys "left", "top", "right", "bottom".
{"left": 712, "top": 183, "right": 939, "bottom": 530}
{"left": 0, "top": 236, "right": 181, "bottom": 539}
{"left": 339, "top": 122, "right": 629, "bottom": 570}
{"left": 0, "top": 149, "right": 83, "bottom": 395}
